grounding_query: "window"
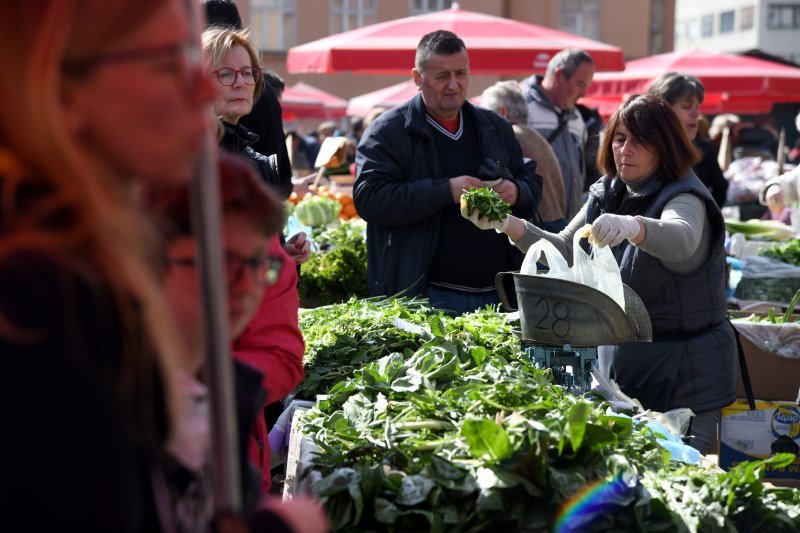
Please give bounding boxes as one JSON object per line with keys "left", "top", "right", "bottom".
{"left": 767, "top": 4, "right": 800, "bottom": 29}
{"left": 701, "top": 14, "right": 714, "bottom": 37}
{"left": 331, "top": 0, "right": 377, "bottom": 34}
{"left": 719, "top": 10, "right": 735, "bottom": 33}
{"left": 559, "top": 0, "right": 600, "bottom": 40}
{"left": 685, "top": 18, "right": 697, "bottom": 39}
{"left": 650, "top": 0, "right": 665, "bottom": 54}
{"left": 410, "top": 0, "right": 448, "bottom": 15}
{"left": 250, "top": 0, "right": 297, "bottom": 52}
{"left": 740, "top": 6, "right": 754, "bottom": 30}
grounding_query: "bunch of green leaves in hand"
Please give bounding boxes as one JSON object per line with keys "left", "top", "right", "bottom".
{"left": 461, "top": 187, "right": 511, "bottom": 222}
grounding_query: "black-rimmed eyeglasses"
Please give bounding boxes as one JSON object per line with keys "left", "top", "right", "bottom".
{"left": 211, "top": 67, "right": 259, "bottom": 86}
{"left": 169, "top": 252, "right": 284, "bottom": 288}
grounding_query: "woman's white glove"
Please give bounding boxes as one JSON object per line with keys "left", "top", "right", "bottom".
{"left": 590, "top": 214, "right": 641, "bottom": 247}
{"left": 460, "top": 202, "right": 509, "bottom": 233}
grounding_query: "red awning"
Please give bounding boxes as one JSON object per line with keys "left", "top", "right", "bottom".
{"left": 287, "top": 4, "right": 624, "bottom": 75}
{"left": 346, "top": 80, "right": 420, "bottom": 117}
{"left": 281, "top": 82, "right": 347, "bottom": 120}
{"left": 585, "top": 49, "right": 800, "bottom": 115}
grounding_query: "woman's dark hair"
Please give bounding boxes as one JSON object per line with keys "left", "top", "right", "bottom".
{"left": 597, "top": 94, "right": 701, "bottom": 182}
{"left": 647, "top": 72, "right": 705, "bottom": 105}
{"left": 143, "top": 151, "right": 283, "bottom": 242}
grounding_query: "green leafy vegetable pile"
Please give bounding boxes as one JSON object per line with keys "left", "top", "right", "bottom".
{"left": 299, "top": 220, "right": 368, "bottom": 307}
{"left": 725, "top": 219, "right": 795, "bottom": 241}
{"left": 759, "top": 238, "right": 800, "bottom": 266}
{"left": 735, "top": 288, "right": 800, "bottom": 324}
{"left": 461, "top": 188, "right": 511, "bottom": 221}
{"left": 295, "top": 299, "right": 800, "bottom": 531}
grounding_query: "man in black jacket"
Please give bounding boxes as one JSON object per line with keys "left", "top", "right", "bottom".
{"left": 354, "top": 30, "right": 542, "bottom": 315}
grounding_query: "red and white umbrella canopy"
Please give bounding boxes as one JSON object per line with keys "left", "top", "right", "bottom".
{"left": 586, "top": 49, "right": 800, "bottom": 115}
{"left": 287, "top": 4, "right": 624, "bottom": 75}
{"left": 281, "top": 81, "right": 347, "bottom": 120}
{"left": 346, "top": 80, "right": 421, "bottom": 117}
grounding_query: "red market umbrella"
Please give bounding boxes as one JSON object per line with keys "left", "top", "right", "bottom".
{"left": 281, "top": 82, "right": 347, "bottom": 120}
{"left": 346, "top": 80, "right": 420, "bottom": 116}
{"left": 286, "top": 4, "right": 624, "bottom": 75}
{"left": 586, "top": 49, "right": 800, "bottom": 115}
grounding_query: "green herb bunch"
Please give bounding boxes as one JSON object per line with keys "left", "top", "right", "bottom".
{"left": 298, "top": 220, "right": 368, "bottom": 307}
{"left": 737, "top": 288, "right": 800, "bottom": 324}
{"left": 461, "top": 187, "right": 511, "bottom": 221}
{"left": 760, "top": 238, "right": 800, "bottom": 266}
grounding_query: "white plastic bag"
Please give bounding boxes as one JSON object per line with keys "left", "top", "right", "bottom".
{"left": 521, "top": 225, "right": 626, "bottom": 310}
{"left": 731, "top": 319, "right": 800, "bottom": 359}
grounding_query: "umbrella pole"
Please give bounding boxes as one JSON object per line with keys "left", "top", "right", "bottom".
{"left": 777, "top": 127, "right": 786, "bottom": 175}
{"left": 184, "top": 0, "right": 242, "bottom": 516}
{"left": 718, "top": 126, "right": 732, "bottom": 172}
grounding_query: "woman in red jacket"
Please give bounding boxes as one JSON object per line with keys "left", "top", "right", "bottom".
{"left": 146, "top": 151, "right": 321, "bottom": 530}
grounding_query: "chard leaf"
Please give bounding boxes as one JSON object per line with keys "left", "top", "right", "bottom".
{"left": 470, "top": 345, "right": 487, "bottom": 366}
{"left": 462, "top": 419, "right": 513, "bottom": 462}
{"left": 396, "top": 474, "right": 436, "bottom": 506}
{"left": 374, "top": 497, "right": 398, "bottom": 524}
{"left": 312, "top": 467, "right": 361, "bottom": 497}
{"left": 566, "top": 402, "right": 590, "bottom": 452}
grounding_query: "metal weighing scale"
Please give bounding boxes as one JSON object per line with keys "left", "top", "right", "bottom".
{"left": 496, "top": 272, "right": 653, "bottom": 394}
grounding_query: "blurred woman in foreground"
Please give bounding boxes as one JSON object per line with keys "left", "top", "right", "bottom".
{"left": 0, "top": 0, "right": 215, "bottom": 530}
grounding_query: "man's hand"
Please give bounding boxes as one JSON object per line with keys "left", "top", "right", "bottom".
{"left": 460, "top": 199, "right": 510, "bottom": 233}
{"left": 590, "top": 214, "right": 642, "bottom": 247}
{"left": 285, "top": 232, "right": 311, "bottom": 265}
{"left": 490, "top": 179, "right": 519, "bottom": 206}
{"left": 765, "top": 184, "right": 785, "bottom": 214}
{"left": 449, "top": 175, "right": 484, "bottom": 203}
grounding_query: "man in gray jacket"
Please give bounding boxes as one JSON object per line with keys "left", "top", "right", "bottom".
{"left": 524, "top": 48, "right": 595, "bottom": 220}
{"left": 354, "top": 30, "right": 541, "bottom": 315}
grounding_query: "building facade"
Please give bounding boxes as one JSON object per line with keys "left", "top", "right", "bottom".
{"left": 238, "top": 0, "right": 674, "bottom": 108}
{"left": 675, "top": 0, "right": 800, "bottom": 64}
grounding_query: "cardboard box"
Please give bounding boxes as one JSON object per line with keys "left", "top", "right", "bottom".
{"left": 719, "top": 400, "right": 800, "bottom": 482}
{"left": 736, "top": 334, "right": 800, "bottom": 402}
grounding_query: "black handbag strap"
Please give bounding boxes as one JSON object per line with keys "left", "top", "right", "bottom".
{"left": 546, "top": 113, "right": 569, "bottom": 144}
{"left": 730, "top": 319, "right": 756, "bottom": 410}
{"left": 524, "top": 85, "right": 569, "bottom": 145}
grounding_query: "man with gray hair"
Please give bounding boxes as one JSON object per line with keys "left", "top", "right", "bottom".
{"left": 482, "top": 81, "right": 566, "bottom": 230}
{"left": 524, "top": 48, "right": 595, "bottom": 219}
{"left": 354, "top": 30, "right": 541, "bottom": 315}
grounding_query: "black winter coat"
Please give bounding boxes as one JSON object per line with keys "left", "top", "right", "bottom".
{"left": 220, "top": 122, "right": 288, "bottom": 199}
{"left": 693, "top": 137, "right": 728, "bottom": 207}
{"left": 354, "top": 94, "right": 542, "bottom": 297}
{"left": 238, "top": 83, "right": 293, "bottom": 191}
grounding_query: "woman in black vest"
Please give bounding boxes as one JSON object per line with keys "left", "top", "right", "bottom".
{"left": 463, "top": 95, "right": 737, "bottom": 455}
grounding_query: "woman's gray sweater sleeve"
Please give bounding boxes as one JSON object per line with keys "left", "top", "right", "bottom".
{"left": 511, "top": 195, "right": 710, "bottom": 274}
{"left": 637, "top": 193, "right": 711, "bottom": 272}
{"left": 512, "top": 206, "right": 589, "bottom": 266}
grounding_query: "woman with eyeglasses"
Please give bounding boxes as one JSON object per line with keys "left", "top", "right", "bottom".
{"left": 201, "top": 26, "right": 308, "bottom": 496}
{"left": 0, "top": 0, "right": 217, "bottom": 530}
{"left": 202, "top": 26, "right": 311, "bottom": 267}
